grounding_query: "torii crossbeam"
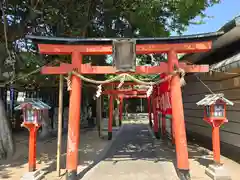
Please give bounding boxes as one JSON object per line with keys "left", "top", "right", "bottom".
{"left": 102, "top": 89, "right": 147, "bottom": 95}
{"left": 41, "top": 62, "right": 208, "bottom": 74}
{"left": 27, "top": 32, "right": 221, "bottom": 180}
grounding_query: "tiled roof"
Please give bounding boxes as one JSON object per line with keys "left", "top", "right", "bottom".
{"left": 196, "top": 93, "right": 234, "bottom": 106}
{"left": 14, "top": 98, "right": 51, "bottom": 110}
{"left": 210, "top": 51, "right": 240, "bottom": 72}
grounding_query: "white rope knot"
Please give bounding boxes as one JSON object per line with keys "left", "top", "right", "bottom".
{"left": 146, "top": 85, "right": 153, "bottom": 97}
{"left": 95, "top": 85, "right": 102, "bottom": 98}
{"left": 117, "top": 74, "right": 126, "bottom": 89}
{"left": 178, "top": 68, "right": 186, "bottom": 87}
{"left": 66, "top": 74, "right": 72, "bottom": 91}
{"left": 116, "top": 98, "right": 120, "bottom": 105}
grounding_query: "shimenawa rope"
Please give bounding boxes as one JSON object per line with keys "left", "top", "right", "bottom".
{"left": 65, "top": 68, "right": 186, "bottom": 98}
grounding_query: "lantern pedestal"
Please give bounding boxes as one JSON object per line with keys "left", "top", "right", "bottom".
{"left": 205, "top": 164, "right": 231, "bottom": 180}
{"left": 205, "top": 119, "right": 232, "bottom": 180}
{"left": 204, "top": 119, "right": 227, "bottom": 165}
{"left": 21, "top": 123, "right": 40, "bottom": 172}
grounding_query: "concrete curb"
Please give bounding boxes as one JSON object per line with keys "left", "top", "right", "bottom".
{"left": 78, "top": 124, "right": 125, "bottom": 179}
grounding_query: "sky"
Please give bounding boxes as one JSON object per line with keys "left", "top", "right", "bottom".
{"left": 183, "top": 0, "right": 240, "bottom": 35}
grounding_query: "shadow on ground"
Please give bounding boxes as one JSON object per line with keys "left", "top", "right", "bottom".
{"left": 187, "top": 143, "right": 214, "bottom": 166}
{"left": 77, "top": 122, "right": 180, "bottom": 179}
{"left": 187, "top": 131, "right": 240, "bottom": 164}
{"left": 1, "top": 119, "right": 235, "bottom": 180}
{"left": 0, "top": 127, "right": 105, "bottom": 180}
{"left": 76, "top": 121, "right": 217, "bottom": 180}
{"left": 0, "top": 130, "right": 33, "bottom": 179}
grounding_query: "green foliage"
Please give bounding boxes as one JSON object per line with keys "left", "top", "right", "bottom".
{"left": 0, "top": 0, "right": 221, "bottom": 86}
{"left": 101, "top": 0, "right": 221, "bottom": 36}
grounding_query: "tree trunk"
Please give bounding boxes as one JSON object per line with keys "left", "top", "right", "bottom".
{"left": 0, "top": 98, "right": 15, "bottom": 160}
{"left": 39, "top": 110, "right": 51, "bottom": 139}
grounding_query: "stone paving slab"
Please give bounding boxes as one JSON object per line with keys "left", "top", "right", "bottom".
{"left": 187, "top": 141, "right": 240, "bottom": 180}
{"left": 147, "top": 125, "right": 211, "bottom": 180}
{"left": 80, "top": 119, "right": 240, "bottom": 180}
{"left": 81, "top": 122, "right": 180, "bottom": 180}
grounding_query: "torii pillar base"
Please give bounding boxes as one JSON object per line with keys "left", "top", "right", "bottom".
{"left": 205, "top": 164, "right": 232, "bottom": 180}
{"left": 108, "top": 132, "right": 113, "bottom": 140}
{"left": 177, "top": 169, "right": 191, "bottom": 180}
{"left": 108, "top": 95, "right": 114, "bottom": 140}
{"left": 154, "top": 132, "right": 160, "bottom": 139}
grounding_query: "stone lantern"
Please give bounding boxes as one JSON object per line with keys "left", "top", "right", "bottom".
{"left": 15, "top": 98, "right": 50, "bottom": 179}
{"left": 196, "top": 93, "right": 233, "bottom": 180}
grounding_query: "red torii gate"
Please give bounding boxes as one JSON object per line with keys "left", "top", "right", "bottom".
{"left": 102, "top": 87, "right": 148, "bottom": 138}
{"left": 27, "top": 34, "right": 220, "bottom": 180}
{"left": 118, "top": 93, "right": 148, "bottom": 124}
{"left": 102, "top": 81, "right": 150, "bottom": 128}
{"left": 102, "top": 82, "right": 154, "bottom": 129}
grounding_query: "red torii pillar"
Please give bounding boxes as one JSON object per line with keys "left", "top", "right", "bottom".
{"left": 108, "top": 95, "right": 114, "bottom": 140}
{"left": 157, "top": 84, "right": 161, "bottom": 135}
{"left": 159, "top": 73, "right": 170, "bottom": 138}
{"left": 152, "top": 86, "right": 160, "bottom": 139}
{"left": 118, "top": 96, "right": 123, "bottom": 127}
{"left": 158, "top": 83, "right": 166, "bottom": 137}
{"left": 66, "top": 52, "right": 82, "bottom": 179}
{"left": 168, "top": 50, "right": 189, "bottom": 177}
{"left": 147, "top": 96, "right": 153, "bottom": 127}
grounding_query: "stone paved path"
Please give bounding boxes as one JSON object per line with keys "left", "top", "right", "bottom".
{"left": 3, "top": 118, "right": 240, "bottom": 180}
{"left": 81, "top": 123, "right": 180, "bottom": 180}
